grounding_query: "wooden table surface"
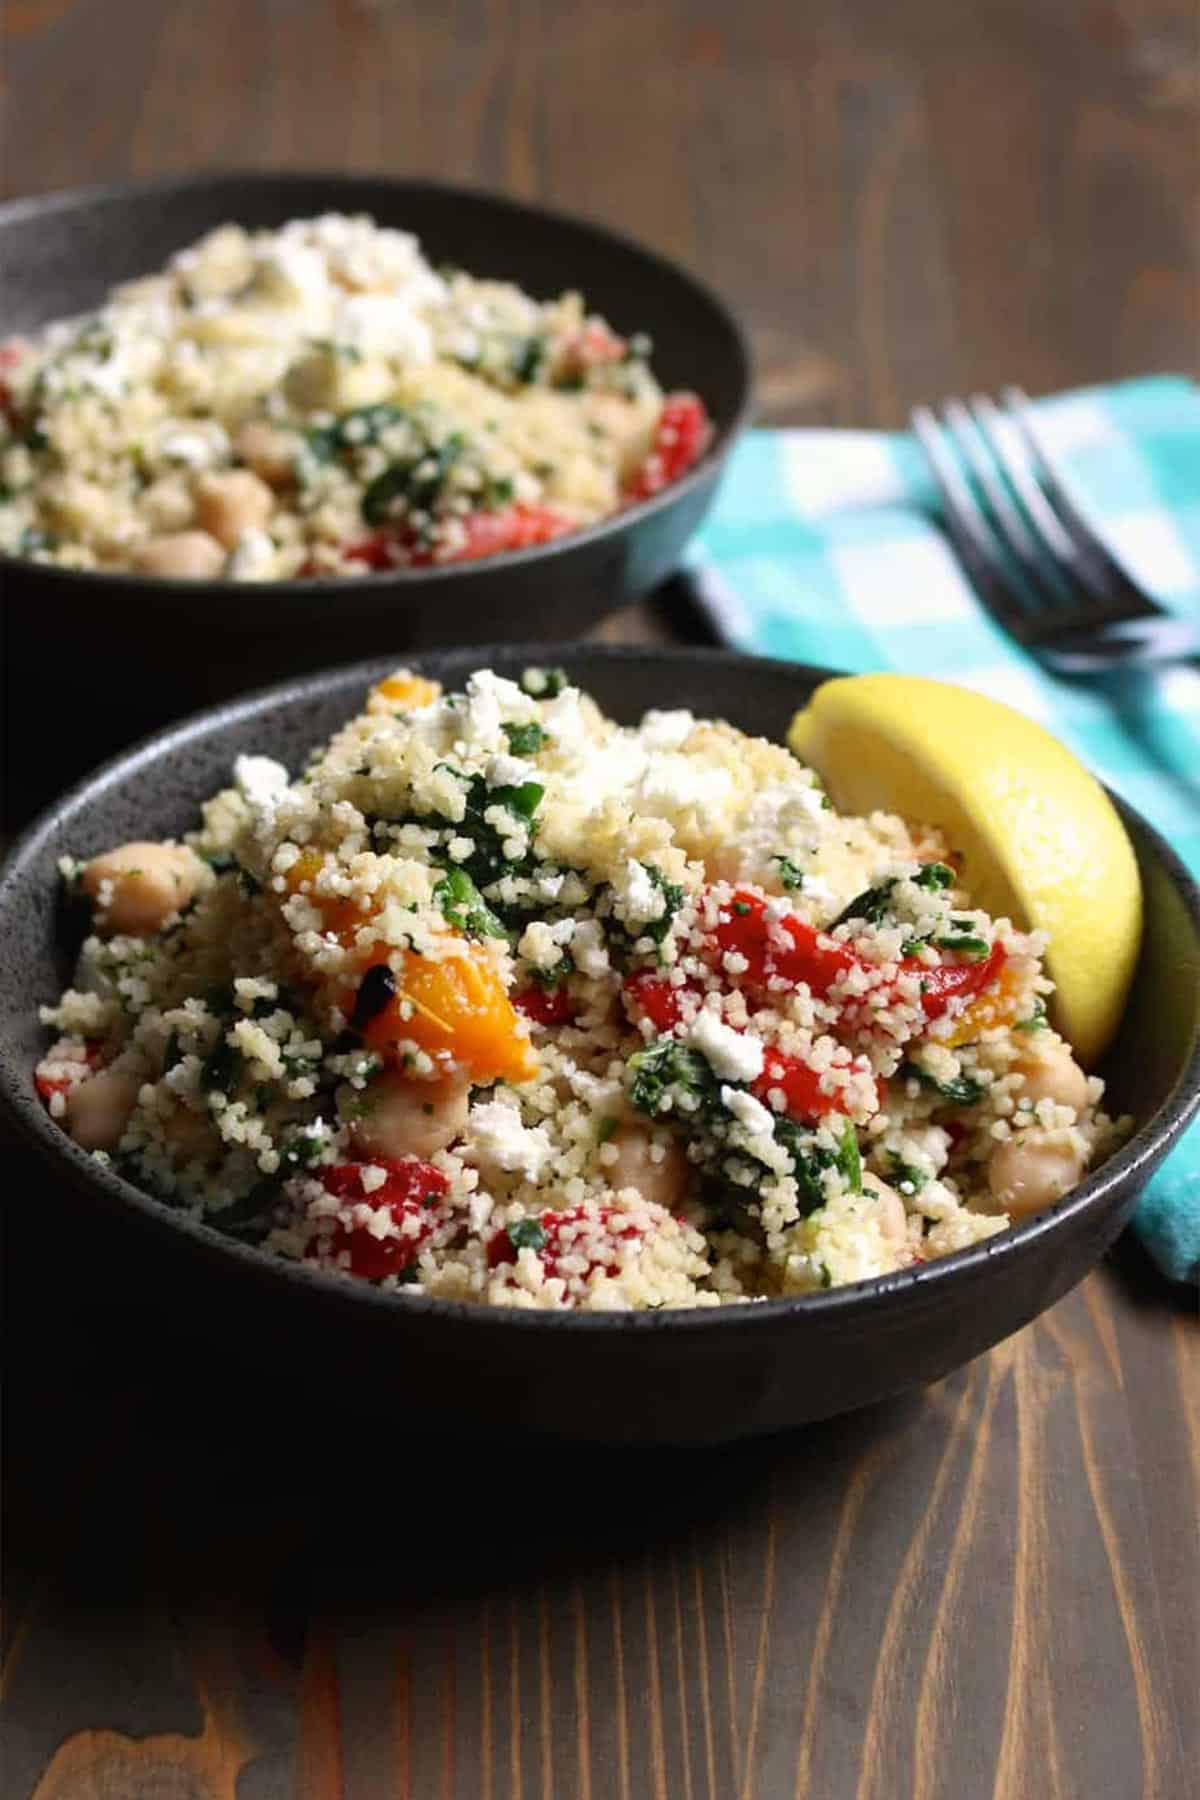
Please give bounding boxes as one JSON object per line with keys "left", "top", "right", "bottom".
{"left": 3, "top": 2, "right": 1198, "bottom": 1796}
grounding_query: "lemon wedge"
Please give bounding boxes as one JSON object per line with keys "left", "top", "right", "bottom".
{"left": 787, "top": 673, "right": 1143, "bottom": 1066}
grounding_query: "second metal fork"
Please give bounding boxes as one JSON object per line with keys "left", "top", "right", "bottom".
{"left": 911, "top": 388, "right": 1200, "bottom": 673}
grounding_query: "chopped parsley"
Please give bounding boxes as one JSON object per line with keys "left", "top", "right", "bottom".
{"left": 1016, "top": 997, "right": 1048, "bottom": 1033}
{"left": 520, "top": 666, "right": 569, "bottom": 698}
{"left": 774, "top": 855, "right": 805, "bottom": 892}
{"left": 278, "top": 1126, "right": 334, "bottom": 1172}
{"left": 506, "top": 1216, "right": 547, "bottom": 1253}
{"left": 502, "top": 721, "right": 547, "bottom": 756}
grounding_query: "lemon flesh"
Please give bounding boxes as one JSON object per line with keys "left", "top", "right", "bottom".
{"left": 788, "top": 674, "right": 1143, "bottom": 1067}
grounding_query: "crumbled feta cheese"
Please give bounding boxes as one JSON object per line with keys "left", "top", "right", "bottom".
{"left": 518, "top": 918, "right": 576, "bottom": 969}
{"left": 721, "top": 1085, "right": 775, "bottom": 1136}
{"left": 570, "top": 918, "right": 610, "bottom": 979}
{"left": 487, "top": 753, "right": 535, "bottom": 790}
{"left": 619, "top": 859, "right": 667, "bottom": 925}
{"left": 687, "top": 1010, "right": 764, "bottom": 1082}
{"left": 234, "top": 754, "right": 290, "bottom": 813}
{"left": 467, "top": 1100, "right": 554, "bottom": 1181}
{"left": 637, "top": 709, "right": 695, "bottom": 749}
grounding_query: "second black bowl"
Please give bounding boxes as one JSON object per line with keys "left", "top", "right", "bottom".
{"left": 1, "top": 173, "right": 751, "bottom": 812}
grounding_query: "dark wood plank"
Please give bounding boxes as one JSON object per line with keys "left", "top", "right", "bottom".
{"left": 3, "top": 0, "right": 1198, "bottom": 1793}
{"left": 4, "top": 0, "right": 1196, "bottom": 423}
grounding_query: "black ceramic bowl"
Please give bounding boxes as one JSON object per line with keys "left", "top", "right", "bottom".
{"left": 0, "top": 173, "right": 751, "bottom": 812}
{"left": 1, "top": 647, "right": 1196, "bottom": 1447}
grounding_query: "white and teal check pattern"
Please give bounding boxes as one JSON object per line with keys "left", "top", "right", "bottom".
{"left": 691, "top": 376, "right": 1200, "bottom": 1282}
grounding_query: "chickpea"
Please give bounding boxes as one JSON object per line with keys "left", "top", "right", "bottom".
{"left": 1015, "top": 1039, "right": 1090, "bottom": 1113}
{"left": 139, "top": 474, "right": 195, "bottom": 533}
{"left": 603, "top": 1123, "right": 690, "bottom": 1210}
{"left": 65, "top": 1066, "right": 141, "bottom": 1152}
{"left": 865, "top": 1177, "right": 908, "bottom": 1244}
{"left": 133, "top": 530, "right": 225, "bottom": 578}
{"left": 232, "top": 420, "right": 299, "bottom": 488}
{"left": 192, "top": 469, "right": 274, "bottom": 549}
{"left": 82, "top": 841, "right": 209, "bottom": 936}
{"left": 987, "top": 1134, "right": 1087, "bottom": 1219}
{"left": 344, "top": 1069, "right": 470, "bottom": 1162}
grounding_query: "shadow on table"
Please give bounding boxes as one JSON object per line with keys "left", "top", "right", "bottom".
{"left": 3, "top": 1159, "right": 922, "bottom": 1636}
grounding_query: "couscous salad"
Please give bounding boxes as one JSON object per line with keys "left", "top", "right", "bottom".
{"left": 0, "top": 214, "right": 710, "bottom": 579}
{"left": 35, "top": 668, "right": 1125, "bottom": 1309}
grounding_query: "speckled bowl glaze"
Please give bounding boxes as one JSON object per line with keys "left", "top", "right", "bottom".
{"left": 1, "top": 646, "right": 1197, "bottom": 1446}
{"left": 0, "top": 172, "right": 752, "bottom": 818}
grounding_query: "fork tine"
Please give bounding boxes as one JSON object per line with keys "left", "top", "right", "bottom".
{"left": 910, "top": 405, "right": 1042, "bottom": 642}
{"left": 1001, "top": 386, "right": 1158, "bottom": 617}
{"left": 941, "top": 399, "right": 1074, "bottom": 611}
{"left": 968, "top": 393, "right": 1143, "bottom": 636}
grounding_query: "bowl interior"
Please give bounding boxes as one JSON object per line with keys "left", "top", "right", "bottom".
{"left": 1, "top": 171, "right": 749, "bottom": 443}
{"left": 4, "top": 642, "right": 1198, "bottom": 1195}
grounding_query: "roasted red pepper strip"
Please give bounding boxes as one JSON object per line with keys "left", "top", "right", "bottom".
{"left": 514, "top": 983, "right": 575, "bottom": 1028}
{"left": 312, "top": 1157, "right": 448, "bottom": 1280}
{"left": 488, "top": 1204, "right": 645, "bottom": 1277}
{"left": 908, "top": 941, "right": 1007, "bottom": 1021}
{"left": 711, "top": 889, "right": 858, "bottom": 999}
{"left": 622, "top": 970, "right": 690, "bottom": 1032}
{"left": 624, "top": 392, "right": 712, "bottom": 501}
{"left": 751, "top": 1048, "right": 872, "bottom": 1122}
{"left": 416, "top": 503, "right": 574, "bottom": 565}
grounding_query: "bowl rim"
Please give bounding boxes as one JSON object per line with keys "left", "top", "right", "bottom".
{"left": 0, "top": 169, "right": 755, "bottom": 598}
{"left": 2, "top": 641, "right": 1197, "bottom": 1335}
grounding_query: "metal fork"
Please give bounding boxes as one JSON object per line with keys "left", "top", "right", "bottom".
{"left": 910, "top": 388, "right": 1200, "bottom": 673}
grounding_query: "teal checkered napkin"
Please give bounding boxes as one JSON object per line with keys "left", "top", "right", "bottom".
{"left": 691, "top": 375, "right": 1200, "bottom": 1283}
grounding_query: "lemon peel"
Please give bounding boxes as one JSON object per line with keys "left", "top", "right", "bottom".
{"left": 788, "top": 674, "right": 1142, "bottom": 1066}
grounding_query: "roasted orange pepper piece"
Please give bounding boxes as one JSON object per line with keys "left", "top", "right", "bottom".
{"left": 368, "top": 671, "right": 441, "bottom": 713}
{"left": 361, "top": 948, "right": 538, "bottom": 1084}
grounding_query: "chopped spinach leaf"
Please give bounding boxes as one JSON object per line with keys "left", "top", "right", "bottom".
{"left": 202, "top": 1034, "right": 242, "bottom": 1095}
{"left": 305, "top": 402, "right": 410, "bottom": 465}
{"left": 627, "top": 1039, "right": 720, "bottom": 1119}
{"left": 774, "top": 1120, "right": 837, "bottom": 1214}
{"left": 933, "top": 932, "right": 990, "bottom": 958}
{"left": 837, "top": 1120, "right": 862, "bottom": 1193}
{"left": 531, "top": 953, "right": 573, "bottom": 988}
{"left": 832, "top": 879, "right": 898, "bottom": 929}
{"left": 881, "top": 1153, "right": 929, "bottom": 1193}
{"left": 900, "top": 1060, "right": 985, "bottom": 1105}
{"left": 512, "top": 336, "right": 546, "bottom": 383}
{"left": 361, "top": 432, "right": 464, "bottom": 526}
{"left": 433, "top": 864, "right": 507, "bottom": 940}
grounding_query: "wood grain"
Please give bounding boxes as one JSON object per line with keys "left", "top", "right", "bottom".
{"left": 2, "top": 0, "right": 1199, "bottom": 1793}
